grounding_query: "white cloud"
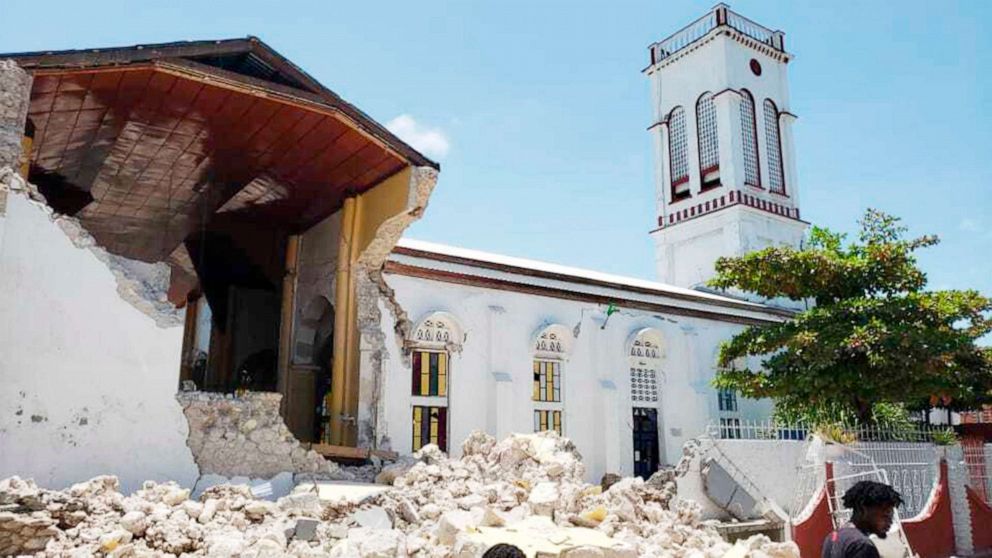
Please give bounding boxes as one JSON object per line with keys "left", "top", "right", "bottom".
{"left": 959, "top": 218, "right": 982, "bottom": 233}
{"left": 386, "top": 114, "right": 450, "bottom": 159}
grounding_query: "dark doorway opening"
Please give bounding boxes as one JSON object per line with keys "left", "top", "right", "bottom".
{"left": 633, "top": 407, "right": 660, "bottom": 479}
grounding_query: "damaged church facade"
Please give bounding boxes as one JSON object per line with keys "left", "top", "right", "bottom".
{"left": 1, "top": 6, "right": 806, "bottom": 490}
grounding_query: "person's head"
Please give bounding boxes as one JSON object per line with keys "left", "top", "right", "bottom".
{"left": 482, "top": 543, "right": 526, "bottom": 558}
{"left": 842, "top": 480, "right": 904, "bottom": 537}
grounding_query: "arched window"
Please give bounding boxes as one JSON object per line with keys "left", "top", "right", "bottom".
{"left": 668, "top": 106, "right": 690, "bottom": 201}
{"left": 763, "top": 99, "right": 786, "bottom": 195}
{"left": 532, "top": 324, "right": 571, "bottom": 435}
{"left": 739, "top": 90, "right": 761, "bottom": 188}
{"left": 628, "top": 328, "right": 663, "bottom": 405}
{"left": 409, "top": 312, "right": 463, "bottom": 452}
{"left": 696, "top": 92, "right": 720, "bottom": 188}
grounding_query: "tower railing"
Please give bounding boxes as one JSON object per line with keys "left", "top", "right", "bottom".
{"left": 649, "top": 4, "right": 785, "bottom": 65}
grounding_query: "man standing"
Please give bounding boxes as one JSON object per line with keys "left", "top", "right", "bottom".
{"left": 822, "top": 481, "right": 904, "bottom": 558}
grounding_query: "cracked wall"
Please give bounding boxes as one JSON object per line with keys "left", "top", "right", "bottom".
{"left": 0, "top": 170, "right": 198, "bottom": 494}
{"left": 354, "top": 166, "right": 438, "bottom": 449}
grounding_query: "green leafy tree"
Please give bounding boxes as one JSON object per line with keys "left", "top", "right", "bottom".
{"left": 709, "top": 209, "right": 992, "bottom": 425}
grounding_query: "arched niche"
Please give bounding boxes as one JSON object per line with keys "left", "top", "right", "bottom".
{"left": 627, "top": 328, "right": 664, "bottom": 405}
{"left": 532, "top": 323, "right": 573, "bottom": 360}
{"left": 410, "top": 311, "right": 464, "bottom": 350}
{"left": 294, "top": 296, "right": 334, "bottom": 365}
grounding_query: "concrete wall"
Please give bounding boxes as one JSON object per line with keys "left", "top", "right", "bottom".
{"left": 292, "top": 211, "right": 341, "bottom": 364}
{"left": 0, "top": 180, "right": 199, "bottom": 494}
{"left": 678, "top": 438, "right": 807, "bottom": 519}
{"left": 377, "top": 272, "right": 774, "bottom": 483}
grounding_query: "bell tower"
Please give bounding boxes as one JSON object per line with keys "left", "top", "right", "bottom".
{"left": 645, "top": 4, "right": 808, "bottom": 290}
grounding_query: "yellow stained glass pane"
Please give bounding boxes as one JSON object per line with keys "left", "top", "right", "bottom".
{"left": 438, "top": 352, "right": 448, "bottom": 397}
{"left": 413, "top": 407, "right": 423, "bottom": 450}
{"left": 430, "top": 413, "right": 438, "bottom": 442}
{"left": 545, "top": 362, "right": 553, "bottom": 402}
{"left": 420, "top": 351, "right": 430, "bottom": 396}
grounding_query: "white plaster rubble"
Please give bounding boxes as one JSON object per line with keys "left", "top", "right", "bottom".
{"left": 0, "top": 431, "right": 800, "bottom": 557}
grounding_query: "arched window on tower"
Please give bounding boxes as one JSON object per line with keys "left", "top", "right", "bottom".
{"left": 532, "top": 324, "right": 571, "bottom": 435}
{"left": 739, "top": 90, "right": 761, "bottom": 188}
{"left": 696, "top": 92, "right": 720, "bottom": 188}
{"left": 763, "top": 99, "right": 786, "bottom": 195}
{"left": 668, "top": 106, "right": 690, "bottom": 201}
{"left": 409, "top": 312, "right": 463, "bottom": 452}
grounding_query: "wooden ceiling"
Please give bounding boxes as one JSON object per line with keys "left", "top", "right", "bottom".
{"left": 9, "top": 40, "right": 436, "bottom": 262}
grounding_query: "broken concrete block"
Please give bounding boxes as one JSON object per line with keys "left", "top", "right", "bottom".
{"left": 293, "top": 518, "right": 319, "bottom": 541}
{"left": 436, "top": 510, "right": 477, "bottom": 546}
{"left": 350, "top": 506, "right": 392, "bottom": 530}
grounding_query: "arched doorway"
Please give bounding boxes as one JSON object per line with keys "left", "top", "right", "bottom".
{"left": 628, "top": 328, "right": 664, "bottom": 478}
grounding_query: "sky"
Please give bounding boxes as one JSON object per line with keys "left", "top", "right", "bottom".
{"left": 2, "top": 0, "right": 989, "bottom": 301}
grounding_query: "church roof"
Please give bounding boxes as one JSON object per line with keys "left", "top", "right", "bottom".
{"left": 388, "top": 239, "right": 794, "bottom": 326}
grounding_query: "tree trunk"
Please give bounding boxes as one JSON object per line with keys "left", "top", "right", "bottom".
{"left": 854, "top": 398, "right": 873, "bottom": 426}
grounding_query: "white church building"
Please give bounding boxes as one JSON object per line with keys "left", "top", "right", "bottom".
{"left": 0, "top": 5, "right": 809, "bottom": 491}
{"left": 376, "top": 4, "right": 807, "bottom": 481}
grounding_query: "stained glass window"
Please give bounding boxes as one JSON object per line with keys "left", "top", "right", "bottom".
{"left": 764, "top": 99, "right": 786, "bottom": 194}
{"left": 696, "top": 92, "right": 720, "bottom": 186}
{"left": 532, "top": 360, "right": 561, "bottom": 402}
{"left": 534, "top": 410, "right": 563, "bottom": 435}
{"left": 740, "top": 90, "right": 760, "bottom": 188}
{"left": 411, "top": 350, "right": 448, "bottom": 397}
{"left": 668, "top": 106, "right": 690, "bottom": 199}
{"left": 412, "top": 406, "right": 447, "bottom": 451}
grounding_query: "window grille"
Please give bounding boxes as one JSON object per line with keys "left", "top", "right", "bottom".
{"left": 668, "top": 107, "right": 690, "bottom": 199}
{"left": 412, "top": 405, "right": 447, "bottom": 451}
{"left": 533, "top": 360, "right": 561, "bottom": 402}
{"left": 719, "top": 417, "right": 741, "bottom": 439}
{"left": 764, "top": 99, "right": 786, "bottom": 194}
{"left": 696, "top": 92, "right": 720, "bottom": 186}
{"left": 630, "top": 367, "right": 658, "bottom": 404}
{"left": 411, "top": 350, "right": 448, "bottom": 397}
{"left": 534, "top": 410, "right": 563, "bottom": 435}
{"left": 718, "top": 389, "right": 738, "bottom": 412}
{"left": 740, "top": 90, "right": 760, "bottom": 187}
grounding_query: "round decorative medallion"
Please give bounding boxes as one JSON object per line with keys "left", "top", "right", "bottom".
{"left": 750, "top": 59, "right": 762, "bottom": 76}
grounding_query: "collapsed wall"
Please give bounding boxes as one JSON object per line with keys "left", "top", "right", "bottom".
{"left": 0, "top": 169, "right": 199, "bottom": 495}
{"left": 0, "top": 431, "right": 801, "bottom": 557}
{"left": 179, "top": 392, "right": 344, "bottom": 480}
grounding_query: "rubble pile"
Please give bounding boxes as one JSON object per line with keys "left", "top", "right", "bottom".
{"left": 0, "top": 432, "right": 799, "bottom": 557}
{"left": 179, "top": 392, "right": 346, "bottom": 480}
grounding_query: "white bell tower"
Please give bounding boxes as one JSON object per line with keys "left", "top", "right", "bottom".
{"left": 645, "top": 4, "right": 808, "bottom": 290}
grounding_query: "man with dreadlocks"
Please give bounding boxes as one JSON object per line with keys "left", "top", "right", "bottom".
{"left": 822, "top": 480, "right": 904, "bottom": 558}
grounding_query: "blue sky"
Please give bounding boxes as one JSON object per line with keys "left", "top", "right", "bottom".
{"left": 2, "top": 0, "right": 989, "bottom": 300}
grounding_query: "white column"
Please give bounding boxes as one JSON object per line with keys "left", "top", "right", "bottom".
{"left": 779, "top": 112, "right": 800, "bottom": 209}
{"left": 713, "top": 89, "right": 745, "bottom": 192}
{"left": 944, "top": 445, "right": 975, "bottom": 556}
{"left": 600, "top": 379, "right": 622, "bottom": 475}
{"left": 492, "top": 372, "right": 513, "bottom": 440}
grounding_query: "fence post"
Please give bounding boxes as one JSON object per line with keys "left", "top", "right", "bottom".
{"left": 944, "top": 445, "right": 975, "bottom": 556}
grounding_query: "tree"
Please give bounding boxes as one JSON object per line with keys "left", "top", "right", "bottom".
{"left": 709, "top": 209, "right": 992, "bottom": 425}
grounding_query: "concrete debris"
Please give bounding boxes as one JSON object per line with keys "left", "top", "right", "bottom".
{"left": 178, "top": 391, "right": 351, "bottom": 480}
{"left": 0, "top": 431, "right": 799, "bottom": 557}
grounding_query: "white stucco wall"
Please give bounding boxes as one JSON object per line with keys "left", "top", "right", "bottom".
{"left": 0, "top": 190, "right": 199, "bottom": 494}
{"left": 377, "top": 272, "right": 775, "bottom": 484}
